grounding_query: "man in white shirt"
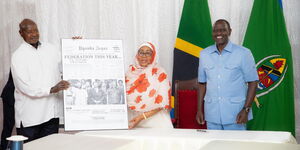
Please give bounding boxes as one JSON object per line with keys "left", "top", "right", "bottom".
{"left": 11, "top": 18, "right": 69, "bottom": 142}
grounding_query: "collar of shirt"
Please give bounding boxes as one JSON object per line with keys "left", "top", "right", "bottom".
{"left": 210, "top": 41, "right": 234, "bottom": 54}
{"left": 22, "top": 41, "right": 42, "bottom": 50}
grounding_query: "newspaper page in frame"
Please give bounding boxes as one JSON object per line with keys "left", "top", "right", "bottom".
{"left": 62, "top": 39, "right": 128, "bottom": 131}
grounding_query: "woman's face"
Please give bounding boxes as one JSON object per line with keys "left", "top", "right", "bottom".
{"left": 137, "top": 46, "right": 153, "bottom": 67}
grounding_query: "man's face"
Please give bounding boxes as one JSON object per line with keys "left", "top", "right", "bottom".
{"left": 20, "top": 23, "right": 40, "bottom": 44}
{"left": 212, "top": 21, "right": 231, "bottom": 46}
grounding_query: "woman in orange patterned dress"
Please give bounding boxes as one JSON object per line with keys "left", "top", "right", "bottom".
{"left": 126, "top": 42, "right": 173, "bottom": 129}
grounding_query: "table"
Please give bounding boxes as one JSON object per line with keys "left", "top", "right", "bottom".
{"left": 23, "top": 129, "right": 298, "bottom": 150}
{"left": 24, "top": 134, "right": 136, "bottom": 150}
{"left": 200, "top": 140, "right": 300, "bottom": 150}
{"left": 77, "top": 128, "right": 297, "bottom": 150}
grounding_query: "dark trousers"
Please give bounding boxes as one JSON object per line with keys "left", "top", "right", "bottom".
{"left": 0, "top": 100, "right": 15, "bottom": 150}
{"left": 16, "top": 118, "right": 59, "bottom": 143}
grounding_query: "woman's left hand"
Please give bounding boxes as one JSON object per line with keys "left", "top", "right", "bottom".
{"left": 128, "top": 115, "right": 143, "bottom": 129}
{"left": 128, "top": 108, "right": 162, "bottom": 129}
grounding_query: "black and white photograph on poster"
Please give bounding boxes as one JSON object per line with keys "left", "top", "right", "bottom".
{"left": 62, "top": 39, "right": 128, "bottom": 131}
{"left": 87, "top": 79, "right": 108, "bottom": 105}
{"left": 106, "top": 79, "right": 125, "bottom": 105}
{"left": 65, "top": 79, "right": 89, "bottom": 106}
{"left": 65, "top": 79, "right": 125, "bottom": 106}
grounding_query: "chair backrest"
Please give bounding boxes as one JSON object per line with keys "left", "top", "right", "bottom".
{"left": 174, "top": 78, "right": 206, "bottom": 129}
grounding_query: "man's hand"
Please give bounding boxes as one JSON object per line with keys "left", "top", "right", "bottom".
{"left": 236, "top": 109, "right": 248, "bottom": 124}
{"left": 50, "top": 80, "right": 70, "bottom": 94}
{"left": 128, "top": 115, "right": 143, "bottom": 129}
{"left": 237, "top": 81, "right": 257, "bottom": 124}
{"left": 196, "top": 111, "right": 205, "bottom": 125}
{"left": 72, "top": 36, "right": 82, "bottom": 39}
{"left": 197, "top": 83, "right": 206, "bottom": 125}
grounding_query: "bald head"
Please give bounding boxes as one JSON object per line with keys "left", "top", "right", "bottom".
{"left": 19, "top": 19, "right": 40, "bottom": 45}
{"left": 19, "top": 19, "right": 37, "bottom": 31}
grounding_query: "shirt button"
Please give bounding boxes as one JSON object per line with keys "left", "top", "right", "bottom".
{"left": 218, "top": 75, "right": 221, "bottom": 78}
{"left": 218, "top": 86, "right": 220, "bottom": 89}
{"left": 218, "top": 97, "right": 221, "bottom": 100}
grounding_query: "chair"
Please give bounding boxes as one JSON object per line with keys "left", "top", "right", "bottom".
{"left": 174, "top": 78, "right": 206, "bottom": 129}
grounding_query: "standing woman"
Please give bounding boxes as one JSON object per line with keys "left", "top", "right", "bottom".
{"left": 126, "top": 42, "right": 173, "bottom": 129}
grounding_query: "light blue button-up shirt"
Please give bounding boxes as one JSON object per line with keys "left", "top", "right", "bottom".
{"left": 198, "top": 41, "right": 258, "bottom": 124}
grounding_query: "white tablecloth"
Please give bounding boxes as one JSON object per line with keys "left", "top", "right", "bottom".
{"left": 199, "top": 140, "right": 300, "bottom": 150}
{"left": 23, "top": 129, "right": 298, "bottom": 150}
{"left": 24, "top": 134, "right": 136, "bottom": 150}
{"left": 76, "top": 128, "right": 297, "bottom": 150}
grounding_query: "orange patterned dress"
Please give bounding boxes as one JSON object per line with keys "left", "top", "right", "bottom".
{"left": 125, "top": 42, "right": 173, "bottom": 128}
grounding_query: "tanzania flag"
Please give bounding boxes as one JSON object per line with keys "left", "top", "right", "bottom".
{"left": 172, "top": 0, "right": 213, "bottom": 91}
{"left": 171, "top": 0, "right": 213, "bottom": 122}
{"left": 243, "top": 0, "right": 295, "bottom": 135}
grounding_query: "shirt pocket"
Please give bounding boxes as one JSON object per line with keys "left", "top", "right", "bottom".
{"left": 204, "top": 97, "right": 212, "bottom": 103}
{"left": 228, "top": 97, "right": 245, "bottom": 104}
{"left": 227, "top": 97, "right": 245, "bottom": 115}
{"left": 224, "top": 63, "right": 241, "bottom": 81}
{"left": 204, "top": 64, "right": 215, "bottom": 81}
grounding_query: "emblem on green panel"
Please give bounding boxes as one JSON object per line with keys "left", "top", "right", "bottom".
{"left": 254, "top": 55, "right": 287, "bottom": 108}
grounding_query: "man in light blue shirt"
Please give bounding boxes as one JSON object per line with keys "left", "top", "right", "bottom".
{"left": 196, "top": 19, "right": 258, "bottom": 130}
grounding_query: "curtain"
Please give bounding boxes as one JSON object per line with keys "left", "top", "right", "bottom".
{"left": 0, "top": 0, "right": 299, "bottom": 141}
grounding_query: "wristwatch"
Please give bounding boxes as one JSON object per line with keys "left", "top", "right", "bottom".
{"left": 243, "top": 106, "right": 251, "bottom": 113}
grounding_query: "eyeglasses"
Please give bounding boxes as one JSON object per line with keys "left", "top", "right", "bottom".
{"left": 138, "top": 51, "right": 153, "bottom": 57}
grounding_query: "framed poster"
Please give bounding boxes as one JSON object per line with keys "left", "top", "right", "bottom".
{"left": 62, "top": 39, "right": 128, "bottom": 130}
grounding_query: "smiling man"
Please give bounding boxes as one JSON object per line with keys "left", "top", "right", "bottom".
{"left": 11, "top": 19, "right": 69, "bottom": 142}
{"left": 196, "top": 19, "right": 258, "bottom": 130}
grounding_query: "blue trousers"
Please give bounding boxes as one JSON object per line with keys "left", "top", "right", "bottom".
{"left": 207, "top": 121, "right": 246, "bottom": 130}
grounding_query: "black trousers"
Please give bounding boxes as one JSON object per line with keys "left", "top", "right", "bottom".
{"left": 0, "top": 100, "right": 15, "bottom": 150}
{"left": 16, "top": 118, "right": 59, "bottom": 143}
